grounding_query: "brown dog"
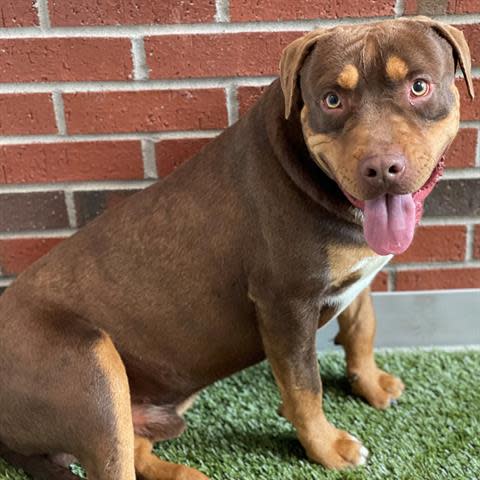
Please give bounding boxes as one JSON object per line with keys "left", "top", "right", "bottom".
{"left": 0, "top": 17, "right": 474, "bottom": 480}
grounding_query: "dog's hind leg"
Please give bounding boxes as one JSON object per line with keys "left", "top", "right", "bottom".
{"left": 0, "top": 306, "right": 136, "bottom": 480}
{"left": 134, "top": 436, "right": 209, "bottom": 480}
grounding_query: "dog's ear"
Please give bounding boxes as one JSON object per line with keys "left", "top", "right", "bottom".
{"left": 408, "top": 16, "right": 474, "bottom": 99}
{"left": 279, "top": 29, "right": 331, "bottom": 119}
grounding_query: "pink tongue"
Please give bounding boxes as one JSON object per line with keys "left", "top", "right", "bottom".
{"left": 363, "top": 194, "right": 416, "bottom": 255}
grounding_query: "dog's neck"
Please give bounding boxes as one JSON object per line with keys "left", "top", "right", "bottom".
{"left": 260, "top": 80, "right": 361, "bottom": 225}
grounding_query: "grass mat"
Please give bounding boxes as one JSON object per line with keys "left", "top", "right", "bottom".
{"left": 1, "top": 350, "right": 479, "bottom": 479}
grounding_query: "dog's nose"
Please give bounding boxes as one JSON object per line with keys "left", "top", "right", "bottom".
{"left": 360, "top": 154, "right": 406, "bottom": 186}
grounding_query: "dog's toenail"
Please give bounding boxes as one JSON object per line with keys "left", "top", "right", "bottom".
{"left": 348, "top": 433, "right": 361, "bottom": 444}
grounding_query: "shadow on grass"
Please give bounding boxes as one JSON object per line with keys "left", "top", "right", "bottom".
{"left": 219, "top": 429, "right": 304, "bottom": 460}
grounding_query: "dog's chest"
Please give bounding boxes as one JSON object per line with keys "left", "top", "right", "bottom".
{"left": 323, "top": 246, "right": 392, "bottom": 320}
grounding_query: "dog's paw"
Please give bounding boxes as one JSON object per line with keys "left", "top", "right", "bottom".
{"left": 302, "top": 424, "right": 369, "bottom": 470}
{"left": 331, "top": 432, "right": 369, "bottom": 468}
{"left": 350, "top": 367, "right": 405, "bottom": 409}
{"left": 174, "top": 465, "right": 210, "bottom": 480}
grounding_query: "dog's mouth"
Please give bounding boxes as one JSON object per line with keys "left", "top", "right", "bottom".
{"left": 343, "top": 158, "right": 445, "bottom": 256}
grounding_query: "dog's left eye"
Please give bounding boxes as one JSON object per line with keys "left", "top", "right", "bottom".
{"left": 324, "top": 92, "right": 342, "bottom": 109}
{"left": 411, "top": 79, "right": 429, "bottom": 97}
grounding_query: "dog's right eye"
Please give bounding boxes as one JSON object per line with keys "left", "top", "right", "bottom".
{"left": 324, "top": 92, "right": 342, "bottom": 109}
{"left": 410, "top": 79, "right": 430, "bottom": 97}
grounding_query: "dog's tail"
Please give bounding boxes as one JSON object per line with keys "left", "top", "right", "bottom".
{"left": 0, "top": 442, "right": 79, "bottom": 480}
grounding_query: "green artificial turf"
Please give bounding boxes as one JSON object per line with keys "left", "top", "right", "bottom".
{"left": 1, "top": 349, "right": 479, "bottom": 479}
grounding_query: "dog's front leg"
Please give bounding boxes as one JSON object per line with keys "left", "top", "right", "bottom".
{"left": 256, "top": 298, "right": 369, "bottom": 470}
{"left": 335, "top": 288, "right": 405, "bottom": 409}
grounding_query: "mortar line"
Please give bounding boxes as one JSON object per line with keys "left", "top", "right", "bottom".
{"left": 459, "top": 66, "right": 480, "bottom": 77}
{"left": 215, "top": 0, "right": 230, "bottom": 22}
{"left": 141, "top": 139, "right": 158, "bottom": 179}
{"left": 387, "top": 270, "right": 396, "bottom": 292}
{"left": 0, "top": 77, "right": 276, "bottom": 94}
{"left": 51, "top": 91, "right": 67, "bottom": 135}
{"left": 384, "top": 260, "right": 480, "bottom": 272}
{"left": 0, "top": 229, "right": 76, "bottom": 240}
{"left": 420, "top": 217, "right": 480, "bottom": 226}
{"left": 476, "top": 130, "right": 480, "bottom": 167}
{"left": 225, "top": 84, "right": 239, "bottom": 126}
{"left": 465, "top": 224, "right": 474, "bottom": 261}
{"left": 442, "top": 168, "right": 480, "bottom": 180}
{"left": 456, "top": 69, "right": 476, "bottom": 78}
{"left": 0, "top": 130, "right": 222, "bottom": 145}
{"left": 64, "top": 191, "right": 77, "bottom": 228}
{"left": 0, "top": 180, "right": 154, "bottom": 194}
{"left": 34, "top": 0, "right": 51, "bottom": 30}
{"left": 394, "top": 0, "right": 406, "bottom": 17}
{"left": 461, "top": 121, "right": 480, "bottom": 129}
{"left": 131, "top": 37, "right": 149, "bottom": 81}
{"left": 0, "top": 13, "right": 479, "bottom": 39}
{"left": 0, "top": 277, "right": 13, "bottom": 287}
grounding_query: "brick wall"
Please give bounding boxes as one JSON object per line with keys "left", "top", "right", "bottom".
{"left": 0, "top": 0, "right": 479, "bottom": 294}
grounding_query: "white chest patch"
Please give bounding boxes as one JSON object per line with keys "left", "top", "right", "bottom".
{"left": 325, "top": 254, "right": 392, "bottom": 322}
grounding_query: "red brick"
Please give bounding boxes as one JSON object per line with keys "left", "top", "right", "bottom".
{"left": 0, "top": 94, "right": 57, "bottom": 135}
{"left": 230, "top": 0, "right": 394, "bottom": 21}
{"left": 404, "top": 0, "right": 417, "bottom": 14}
{"left": 0, "top": 141, "right": 143, "bottom": 184}
{"left": 474, "top": 225, "right": 480, "bottom": 259}
{"left": 458, "top": 24, "right": 480, "bottom": 69}
{"left": 446, "top": 128, "right": 477, "bottom": 169}
{"left": 393, "top": 226, "right": 466, "bottom": 264}
{"left": 0, "top": 192, "right": 68, "bottom": 231}
{"left": 0, "top": 0, "right": 38, "bottom": 27}
{"left": 424, "top": 179, "right": 480, "bottom": 218}
{"left": 155, "top": 138, "right": 212, "bottom": 177}
{"left": 457, "top": 79, "right": 480, "bottom": 121}
{"left": 50, "top": 0, "right": 215, "bottom": 26}
{"left": 396, "top": 268, "right": 480, "bottom": 291}
{"left": 238, "top": 86, "right": 268, "bottom": 117}
{"left": 448, "top": 0, "right": 480, "bottom": 13}
{"left": 0, "top": 39, "right": 133, "bottom": 82}
{"left": 0, "top": 238, "right": 65, "bottom": 275}
{"left": 403, "top": 0, "right": 448, "bottom": 15}
{"left": 64, "top": 90, "right": 227, "bottom": 134}
{"left": 145, "top": 32, "right": 301, "bottom": 79}
{"left": 371, "top": 271, "right": 388, "bottom": 292}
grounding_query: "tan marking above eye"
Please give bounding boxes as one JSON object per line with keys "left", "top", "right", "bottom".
{"left": 385, "top": 55, "right": 409, "bottom": 81}
{"left": 337, "top": 64, "right": 359, "bottom": 90}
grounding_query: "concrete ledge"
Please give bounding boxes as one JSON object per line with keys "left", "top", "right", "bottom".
{"left": 317, "top": 289, "right": 480, "bottom": 350}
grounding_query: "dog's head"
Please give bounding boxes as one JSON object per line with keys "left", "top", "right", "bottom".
{"left": 280, "top": 17, "right": 474, "bottom": 255}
